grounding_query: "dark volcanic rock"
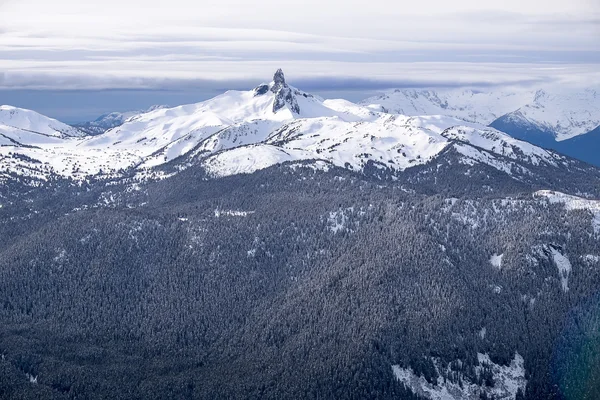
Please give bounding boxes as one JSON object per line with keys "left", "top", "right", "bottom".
{"left": 270, "top": 69, "right": 300, "bottom": 114}
{"left": 254, "top": 84, "right": 270, "bottom": 96}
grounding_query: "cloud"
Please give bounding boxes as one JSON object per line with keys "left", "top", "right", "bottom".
{"left": 0, "top": 0, "right": 598, "bottom": 91}
{"left": 2, "top": 61, "right": 599, "bottom": 93}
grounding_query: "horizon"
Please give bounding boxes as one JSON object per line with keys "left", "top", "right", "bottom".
{"left": 1, "top": 0, "right": 599, "bottom": 121}
{"left": 2, "top": 73, "right": 599, "bottom": 124}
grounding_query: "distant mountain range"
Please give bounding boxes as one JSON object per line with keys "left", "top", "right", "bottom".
{"left": 1, "top": 70, "right": 597, "bottom": 186}
{"left": 361, "top": 88, "right": 600, "bottom": 166}
{"left": 72, "top": 105, "right": 169, "bottom": 135}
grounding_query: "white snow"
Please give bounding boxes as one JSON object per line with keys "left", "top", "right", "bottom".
{"left": 506, "top": 89, "right": 600, "bottom": 141}
{"left": 214, "top": 209, "right": 255, "bottom": 217}
{"left": 0, "top": 105, "right": 84, "bottom": 138}
{"left": 53, "top": 249, "right": 67, "bottom": 263}
{"left": 0, "top": 72, "right": 582, "bottom": 183}
{"left": 490, "top": 254, "right": 504, "bottom": 269}
{"left": 550, "top": 247, "right": 572, "bottom": 292}
{"left": 327, "top": 208, "right": 353, "bottom": 233}
{"left": 361, "top": 88, "right": 534, "bottom": 125}
{"left": 392, "top": 352, "right": 526, "bottom": 400}
{"left": 479, "top": 327, "right": 487, "bottom": 339}
{"left": 361, "top": 88, "right": 600, "bottom": 141}
{"left": 535, "top": 190, "right": 600, "bottom": 234}
{"left": 583, "top": 255, "right": 600, "bottom": 264}
{"left": 445, "top": 127, "right": 561, "bottom": 167}
{"left": 25, "top": 373, "right": 38, "bottom": 384}
{"left": 205, "top": 114, "right": 550, "bottom": 178}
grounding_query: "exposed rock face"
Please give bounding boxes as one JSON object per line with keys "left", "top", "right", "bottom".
{"left": 271, "top": 68, "right": 286, "bottom": 93}
{"left": 270, "top": 69, "right": 300, "bottom": 114}
{"left": 253, "top": 84, "right": 269, "bottom": 96}
{"left": 251, "top": 69, "right": 301, "bottom": 114}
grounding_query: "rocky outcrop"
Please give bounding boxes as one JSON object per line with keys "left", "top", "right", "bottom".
{"left": 253, "top": 69, "right": 301, "bottom": 114}
{"left": 270, "top": 69, "right": 300, "bottom": 114}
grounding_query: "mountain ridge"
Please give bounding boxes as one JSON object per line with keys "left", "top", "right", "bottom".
{"left": 362, "top": 87, "right": 600, "bottom": 166}
{"left": 1, "top": 71, "right": 598, "bottom": 186}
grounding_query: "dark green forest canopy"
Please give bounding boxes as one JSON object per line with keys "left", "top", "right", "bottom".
{"left": 1, "top": 160, "right": 600, "bottom": 399}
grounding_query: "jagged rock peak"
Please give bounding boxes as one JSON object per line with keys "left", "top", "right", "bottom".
{"left": 252, "top": 69, "right": 300, "bottom": 114}
{"left": 271, "top": 68, "right": 286, "bottom": 93}
{"left": 270, "top": 69, "right": 300, "bottom": 114}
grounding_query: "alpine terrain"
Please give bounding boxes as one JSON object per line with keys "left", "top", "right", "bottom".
{"left": 1, "top": 70, "right": 600, "bottom": 400}
{"left": 362, "top": 88, "right": 600, "bottom": 166}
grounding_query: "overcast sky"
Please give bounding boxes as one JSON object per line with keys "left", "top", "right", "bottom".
{"left": 1, "top": 0, "right": 599, "bottom": 120}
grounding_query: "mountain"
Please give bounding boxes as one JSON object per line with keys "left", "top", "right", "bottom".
{"left": 72, "top": 105, "right": 169, "bottom": 135}
{"left": 362, "top": 88, "right": 600, "bottom": 166}
{"left": 2, "top": 147, "right": 600, "bottom": 399}
{"left": 360, "top": 88, "right": 534, "bottom": 125}
{"left": 491, "top": 89, "right": 600, "bottom": 142}
{"left": 0, "top": 105, "right": 84, "bottom": 142}
{"left": 2, "top": 71, "right": 600, "bottom": 400}
{"left": 489, "top": 91, "right": 600, "bottom": 166}
{"left": 1, "top": 70, "right": 597, "bottom": 192}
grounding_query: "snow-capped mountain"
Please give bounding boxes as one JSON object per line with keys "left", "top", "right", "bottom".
{"left": 0, "top": 71, "right": 597, "bottom": 184}
{"left": 361, "top": 88, "right": 535, "bottom": 125}
{"left": 491, "top": 89, "right": 600, "bottom": 142}
{"left": 73, "top": 105, "right": 169, "bottom": 135}
{"left": 362, "top": 88, "right": 600, "bottom": 166}
{"left": 0, "top": 105, "right": 84, "bottom": 142}
{"left": 361, "top": 88, "right": 600, "bottom": 141}
{"left": 201, "top": 115, "right": 570, "bottom": 179}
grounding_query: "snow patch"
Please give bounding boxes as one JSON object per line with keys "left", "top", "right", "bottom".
{"left": 535, "top": 190, "right": 600, "bottom": 234}
{"left": 583, "top": 255, "right": 600, "bottom": 264}
{"left": 25, "top": 373, "right": 38, "bottom": 384}
{"left": 327, "top": 208, "right": 351, "bottom": 233}
{"left": 393, "top": 352, "right": 526, "bottom": 400}
{"left": 490, "top": 253, "right": 504, "bottom": 269}
{"left": 53, "top": 249, "right": 67, "bottom": 263}
{"left": 550, "top": 247, "right": 572, "bottom": 292}
{"left": 479, "top": 327, "right": 487, "bottom": 339}
{"left": 214, "top": 209, "right": 255, "bottom": 218}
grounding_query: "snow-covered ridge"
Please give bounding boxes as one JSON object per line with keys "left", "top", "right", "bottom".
{"left": 503, "top": 89, "right": 600, "bottom": 141}
{"left": 0, "top": 105, "right": 84, "bottom": 139}
{"left": 361, "top": 88, "right": 534, "bottom": 125}
{"left": 0, "top": 71, "right": 591, "bottom": 183}
{"left": 361, "top": 88, "right": 600, "bottom": 141}
{"left": 74, "top": 105, "right": 168, "bottom": 135}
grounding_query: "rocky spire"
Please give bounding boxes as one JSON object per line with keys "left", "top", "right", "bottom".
{"left": 252, "top": 69, "right": 301, "bottom": 114}
{"left": 270, "top": 69, "right": 300, "bottom": 114}
{"left": 271, "top": 68, "right": 286, "bottom": 93}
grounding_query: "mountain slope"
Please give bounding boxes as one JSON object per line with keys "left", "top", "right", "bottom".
{"left": 200, "top": 115, "right": 574, "bottom": 182}
{"left": 362, "top": 88, "right": 600, "bottom": 166}
{"left": 2, "top": 160, "right": 600, "bottom": 399}
{"left": 1, "top": 72, "right": 598, "bottom": 189}
{"left": 0, "top": 105, "right": 84, "bottom": 140}
{"left": 494, "top": 89, "right": 600, "bottom": 142}
{"left": 73, "top": 105, "right": 168, "bottom": 135}
{"left": 361, "top": 88, "right": 534, "bottom": 125}
{"left": 2, "top": 72, "right": 600, "bottom": 400}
